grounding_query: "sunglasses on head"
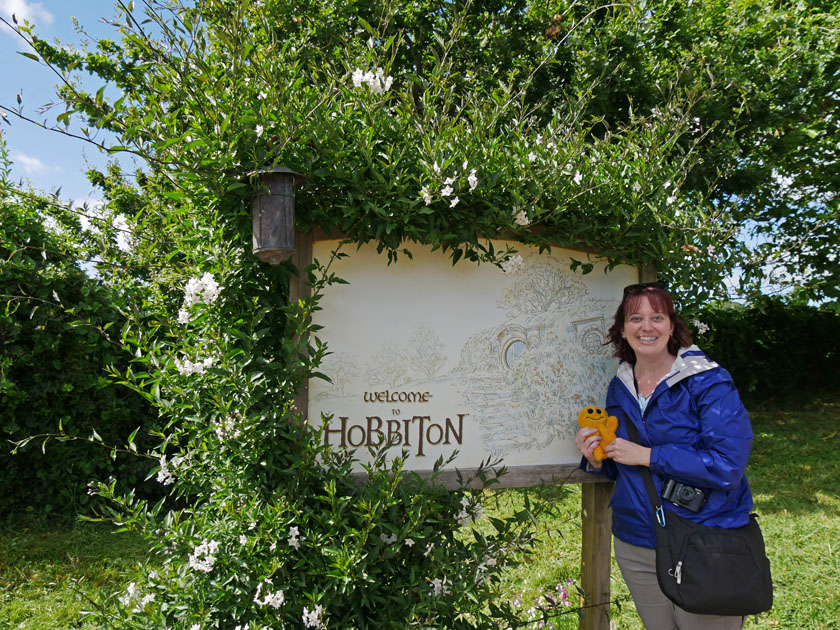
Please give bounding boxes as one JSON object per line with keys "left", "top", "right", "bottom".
{"left": 623, "top": 281, "right": 666, "bottom": 295}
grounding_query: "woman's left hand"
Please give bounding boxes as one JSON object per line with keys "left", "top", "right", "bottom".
{"left": 604, "top": 438, "right": 651, "bottom": 467}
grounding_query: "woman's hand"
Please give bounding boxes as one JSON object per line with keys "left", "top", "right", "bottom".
{"left": 574, "top": 427, "right": 603, "bottom": 470}
{"left": 603, "top": 438, "right": 651, "bottom": 467}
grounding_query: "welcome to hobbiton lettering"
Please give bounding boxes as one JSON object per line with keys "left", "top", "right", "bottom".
{"left": 322, "top": 389, "right": 466, "bottom": 458}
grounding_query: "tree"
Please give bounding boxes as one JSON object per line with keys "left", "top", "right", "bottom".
{"left": 551, "top": 0, "right": 840, "bottom": 305}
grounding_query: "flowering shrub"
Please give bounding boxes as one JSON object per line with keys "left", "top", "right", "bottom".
{"left": 73, "top": 252, "right": 540, "bottom": 628}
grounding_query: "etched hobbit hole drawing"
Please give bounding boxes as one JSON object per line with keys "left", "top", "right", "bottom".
{"left": 307, "top": 240, "right": 638, "bottom": 478}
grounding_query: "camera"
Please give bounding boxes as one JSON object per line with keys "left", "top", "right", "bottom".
{"left": 661, "top": 478, "right": 707, "bottom": 513}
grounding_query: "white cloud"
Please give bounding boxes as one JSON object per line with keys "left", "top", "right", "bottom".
{"left": 1, "top": 0, "right": 54, "bottom": 32}
{"left": 12, "top": 151, "right": 58, "bottom": 175}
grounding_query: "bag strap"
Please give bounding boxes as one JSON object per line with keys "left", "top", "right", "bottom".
{"left": 625, "top": 417, "right": 668, "bottom": 529}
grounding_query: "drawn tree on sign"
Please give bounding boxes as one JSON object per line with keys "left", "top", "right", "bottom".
{"left": 319, "top": 352, "right": 360, "bottom": 397}
{"left": 498, "top": 261, "right": 587, "bottom": 316}
{"left": 364, "top": 341, "right": 409, "bottom": 388}
{"left": 409, "top": 324, "right": 447, "bottom": 381}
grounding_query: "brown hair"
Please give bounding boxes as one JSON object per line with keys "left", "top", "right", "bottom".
{"left": 606, "top": 286, "right": 693, "bottom": 363}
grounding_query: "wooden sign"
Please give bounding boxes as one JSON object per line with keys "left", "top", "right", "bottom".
{"left": 307, "top": 239, "right": 637, "bottom": 485}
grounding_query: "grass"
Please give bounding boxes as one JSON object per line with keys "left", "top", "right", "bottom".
{"left": 0, "top": 520, "right": 148, "bottom": 630}
{"left": 2, "top": 393, "right": 839, "bottom": 629}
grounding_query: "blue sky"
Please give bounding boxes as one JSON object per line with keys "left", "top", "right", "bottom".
{"left": 1, "top": 1, "right": 123, "bottom": 203}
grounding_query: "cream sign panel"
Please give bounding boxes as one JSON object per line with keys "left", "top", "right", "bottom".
{"left": 307, "top": 240, "right": 637, "bottom": 472}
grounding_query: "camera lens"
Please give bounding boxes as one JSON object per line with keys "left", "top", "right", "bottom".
{"left": 677, "top": 486, "right": 696, "bottom": 501}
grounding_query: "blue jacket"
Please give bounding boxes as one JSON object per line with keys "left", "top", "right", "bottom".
{"left": 589, "top": 345, "right": 754, "bottom": 548}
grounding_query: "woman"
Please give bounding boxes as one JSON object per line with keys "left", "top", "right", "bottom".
{"left": 575, "top": 283, "right": 754, "bottom": 630}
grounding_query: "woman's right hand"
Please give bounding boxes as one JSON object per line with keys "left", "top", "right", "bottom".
{"left": 575, "top": 427, "right": 603, "bottom": 470}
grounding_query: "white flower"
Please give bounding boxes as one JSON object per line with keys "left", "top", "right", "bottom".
{"left": 118, "top": 582, "right": 156, "bottom": 612}
{"left": 421, "top": 186, "right": 432, "bottom": 205}
{"left": 527, "top": 151, "right": 537, "bottom": 162}
{"left": 443, "top": 177, "right": 454, "bottom": 186}
{"left": 573, "top": 171, "right": 583, "bottom": 185}
{"left": 189, "top": 539, "right": 220, "bottom": 573}
{"left": 632, "top": 181, "right": 642, "bottom": 193}
{"left": 175, "top": 356, "right": 214, "bottom": 376}
{"left": 156, "top": 455, "right": 176, "bottom": 485}
{"left": 690, "top": 117, "right": 702, "bottom": 134}
{"left": 441, "top": 185, "right": 453, "bottom": 197}
{"left": 430, "top": 577, "right": 448, "bottom": 596}
{"left": 215, "top": 413, "right": 243, "bottom": 440}
{"left": 353, "top": 67, "right": 393, "bottom": 94}
{"left": 379, "top": 533, "right": 398, "bottom": 545}
{"left": 240, "top": 534, "right": 248, "bottom": 545}
{"left": 137, "top": 593, "right": 155, "bottom": 611}
{"left": 433, "top": 161, "right": 441, "bottom": 175}
{"left": 463, "top": 160, "right": 469, "bottom": 170}
{"left": 666, "top": 195, "right": 677, "bottom": 205}
{"left": 501, "top": 254, "right": 525, "bottom": 275}
{"left": 288, "top": 525, "right": 304, "bottom": 550}
{"left": 423, "top": 543, "right": 435, "bottom": 557}
{"left": 707, "top": 245, "right": 717, "bottom": 256}
{"left": 513, "top": 210, "right": 530, "bottom": 227}
{"left": 468, "top": 169, "right": 478, "bottom": 191}
{"left": 183, "top": 272, "right": 221, "bottom": 308}
{"left": 664, "top": 180, "right": 672, "bottom": 190}
{"left": 190, "top": 625, "right": 201, "bottom": 630}
{"left": 691, "top": 319, "right": 710, "bottom": 335}
{"left": 450, "top": 196, "right": 460, "bottom": 208}
{"left": 256, "top": 125, "right": 265, "bottom": 137}
{"left": 156, "top": 455, "right": 181, "bottom": 485}
{"left": 258, "top": 91, "right": 268, "bottom": 100}
{"left": 118, "top": 582, "right": 139, "bottom": 607}
{"left": 177, "top": 308, "right": 191, "bottom": 324}
{"left": 255, "top": 580, "right": 285, "bottom": 608}
{"left": 405, "top": 538, "right": 415, "bottom": 547}
{"left": 302, "top": 604, "right": 325, "bottom": 629}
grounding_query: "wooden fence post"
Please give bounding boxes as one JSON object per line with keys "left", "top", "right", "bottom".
{"left": 580, "top": 480, "right": 614, "bottom": 630}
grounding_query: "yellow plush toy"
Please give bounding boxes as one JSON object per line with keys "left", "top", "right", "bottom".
{"left": 577, "top": 406, "right": 619, "bottom": 462}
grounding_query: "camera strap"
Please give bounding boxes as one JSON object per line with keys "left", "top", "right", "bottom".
{"left": 624, "top": 415, "right": 668, "bottom": 528}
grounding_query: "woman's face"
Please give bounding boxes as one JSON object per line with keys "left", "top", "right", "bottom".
{"left": 621, "top": 295, "right": 674, "bottom": 361}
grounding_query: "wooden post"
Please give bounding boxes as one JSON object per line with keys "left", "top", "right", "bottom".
{"left": 580, "top": 480, "right": 614, "bottom": 630}
{"left": 639, "top": 262, "right": 657, "bottom": 284}
{"left": 290, "top": 229, "right": 313, "bottom": 420}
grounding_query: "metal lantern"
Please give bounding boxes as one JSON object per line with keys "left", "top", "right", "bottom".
{"left": 250, "top": 166, "right": 303, "bottom": 264}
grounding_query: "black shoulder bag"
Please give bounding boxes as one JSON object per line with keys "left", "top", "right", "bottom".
{"left": 625, "top": 419, "right": 773, "bottom": 616}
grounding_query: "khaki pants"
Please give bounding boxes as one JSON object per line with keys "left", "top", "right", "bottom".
{"left": 613, "top": 537, "right": 746, "bottom": 630}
